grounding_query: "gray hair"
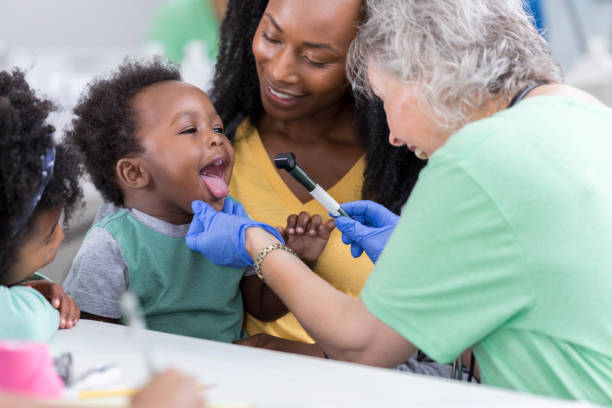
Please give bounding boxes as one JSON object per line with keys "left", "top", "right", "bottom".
{"left": 348, "top": 0, "right": 564, "bottom": 131}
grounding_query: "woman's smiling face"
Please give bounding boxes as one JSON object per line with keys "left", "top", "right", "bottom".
{"left": 252, "top": 0, "right": 362, "bottom": 121}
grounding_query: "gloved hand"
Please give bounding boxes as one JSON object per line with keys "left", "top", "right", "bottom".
{"left": 222, "top": 196, "right": 248, "bottom": 217}
{"left": 186, "top": 199, "right": 284, "bottom": 268}
{"left": 333, "top": 200, "right": 399, "bottom": 263}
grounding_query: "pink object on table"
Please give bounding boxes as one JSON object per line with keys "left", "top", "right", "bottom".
{"left": 0, "top": 341, "right": 64, "bottom": 398}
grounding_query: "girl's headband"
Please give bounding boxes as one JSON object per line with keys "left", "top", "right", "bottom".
{"left": 11, "top": 143, "right": 56, "bottom": 236}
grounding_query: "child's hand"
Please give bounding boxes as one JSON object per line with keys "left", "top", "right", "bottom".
{"left": 23, "top": 281, "right": 80, "bottom": 329}
{"left": 276, "top": 212, "right": 335, "bottom": 265}
{"left": 236, "top": 333, "right": 326, "bottom": 358}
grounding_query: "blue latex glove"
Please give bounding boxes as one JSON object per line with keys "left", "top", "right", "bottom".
{"left": 222, "top": 196, "right": 248, "bottom": 217}
{"left": 334, "top": 200, "right": 399, "bottom": 263}
{"left": 186, "top": 199, "right": 284, "bottom": 268}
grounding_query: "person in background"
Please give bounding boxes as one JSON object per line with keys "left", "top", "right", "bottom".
{"left": 149, "top": 0, "right": 229, "bottom": 63}
{"left": 0, "top": 68, "right": 82, "bottom": 341}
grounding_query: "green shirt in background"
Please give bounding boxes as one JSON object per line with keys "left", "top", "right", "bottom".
{"left": 362, "top": 96, "right": 612, "bottom": 404}
{"left": 149, "top": 0, "right": 220, "bottom": 62}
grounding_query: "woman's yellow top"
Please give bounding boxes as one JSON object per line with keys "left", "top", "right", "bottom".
{"left": 230, "top": 120, "right": 374, "bottom": 343}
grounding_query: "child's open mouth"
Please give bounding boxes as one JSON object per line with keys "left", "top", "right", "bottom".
{"left": 200, "top": 157, "right": 229, "bottom": 199}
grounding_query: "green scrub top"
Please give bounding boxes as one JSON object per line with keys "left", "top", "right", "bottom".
{"left": 362, "top": 96, "right": 612, "bottom": 405}
{"left": 149, "top": 0, "right": 221, "bottom": 62}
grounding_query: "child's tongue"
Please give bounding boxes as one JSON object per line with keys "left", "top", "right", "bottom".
{"left": 201, "top": 174, "right": 229, "bottom": 199}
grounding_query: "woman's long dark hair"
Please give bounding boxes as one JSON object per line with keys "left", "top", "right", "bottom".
{"left": 211, "top": 0, "right": 426, "bottom": 214}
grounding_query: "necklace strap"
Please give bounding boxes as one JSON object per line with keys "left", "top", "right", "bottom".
{"left": 508, "top": 80, "right": 550, "bottom": 108}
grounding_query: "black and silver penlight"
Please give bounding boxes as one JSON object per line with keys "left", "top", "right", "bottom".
{"left": 274, "top": 152, "right": 350, "bottom": 218}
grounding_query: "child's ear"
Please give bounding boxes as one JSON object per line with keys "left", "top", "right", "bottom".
{"left": 116, "top": 158, "right": 150, "bottom": 189}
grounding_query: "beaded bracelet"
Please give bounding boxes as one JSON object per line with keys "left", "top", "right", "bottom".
{"left": 253, "top": 243, "right": 297, "bottom": 281}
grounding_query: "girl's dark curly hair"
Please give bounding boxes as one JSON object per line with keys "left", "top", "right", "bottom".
{"left": 211, "top": 0, "right": 426, "bottom": 214}
{"left": 66, "top": 57, "right": 181, "bottom": 206}
{"left": 0, "top": 68, "right": 83, "bottom": 285}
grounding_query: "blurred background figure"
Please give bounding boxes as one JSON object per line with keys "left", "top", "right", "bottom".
{"left": 0, "top": 0, "right": 610, "bottom": 285}
{"left": 147, "top": 0, "right": 230, "bottom": 93}
{"left": 559, "top": 0, "right": 612, "bottom": 107}
{"left": 149, "top": 0, "right": 229, "bottom": 63}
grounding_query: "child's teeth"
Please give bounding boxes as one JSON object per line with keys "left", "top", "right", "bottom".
{"left": 215, "top": 160, "right": 222, "bottom": 166}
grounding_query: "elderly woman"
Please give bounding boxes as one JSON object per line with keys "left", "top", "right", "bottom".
{"left": 186, "top": 0, "right": 612, "bottom": 403}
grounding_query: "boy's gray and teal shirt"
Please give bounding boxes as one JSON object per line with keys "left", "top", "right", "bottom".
{"left": 64, "top": 208, "right": 250, "bottom": 342}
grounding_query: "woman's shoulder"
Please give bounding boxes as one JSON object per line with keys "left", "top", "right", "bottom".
{"left": 443, "top": 86, "right": 610, "bottom": 157}
{"left": 527, "top": 84, "right": 605, "bottom": 107}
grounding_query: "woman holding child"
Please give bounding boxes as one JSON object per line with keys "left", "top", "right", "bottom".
{"left": 212, "top": 0, "right": 425, "bottom": 348}
{"left": 189, "top": 0, "right": 612, "bottom": 404}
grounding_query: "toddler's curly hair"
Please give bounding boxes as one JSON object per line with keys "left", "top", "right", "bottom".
{"left": 65, "top": 57, "right": 181, "bottom": 206}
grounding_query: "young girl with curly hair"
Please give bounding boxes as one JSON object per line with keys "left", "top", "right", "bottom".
{"left": 0, "top": 68, "right": 82, "bottom": 341}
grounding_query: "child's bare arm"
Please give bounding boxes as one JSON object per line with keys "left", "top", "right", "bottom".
{"left": 240, "top": 275, "right": 288, "bottom": 322}
{"left": 23, "top": 281, "right": 80, "bottom": 329}
{"left": 241, "top": 212, "right": 334, "bottom": 321}
{"left": 277, "top": 212, "right": 335, "bottom": 268}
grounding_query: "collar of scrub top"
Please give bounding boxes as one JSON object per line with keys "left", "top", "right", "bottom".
{"left": 11, "top": 142, "right": 56, "bottom": 237}
{"left": 508, "top": 80, "right": 550, "bottom": 108}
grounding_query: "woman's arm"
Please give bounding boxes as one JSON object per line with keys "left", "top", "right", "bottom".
{"left": 240, "top": 274, "right": 288, "bottom": 321}
{"left": 244, "top": 228, "right": 416, "bottom": 367}
{"left": 185, "top": 200, "right": 415, "bottom": 367}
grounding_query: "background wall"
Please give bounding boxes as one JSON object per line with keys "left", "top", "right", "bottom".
{"left": 3, "top": 0, "right": 611, "bottom": 67}
{"left": 0, "top": 0, "right": 164, "bottom": 48}
{"left": 544, "top": 0, "right": 612, "bottom": 68}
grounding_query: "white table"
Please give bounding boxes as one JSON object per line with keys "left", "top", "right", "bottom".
{"left": 49, "top": 320, "right": 591, "bottom": 408}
